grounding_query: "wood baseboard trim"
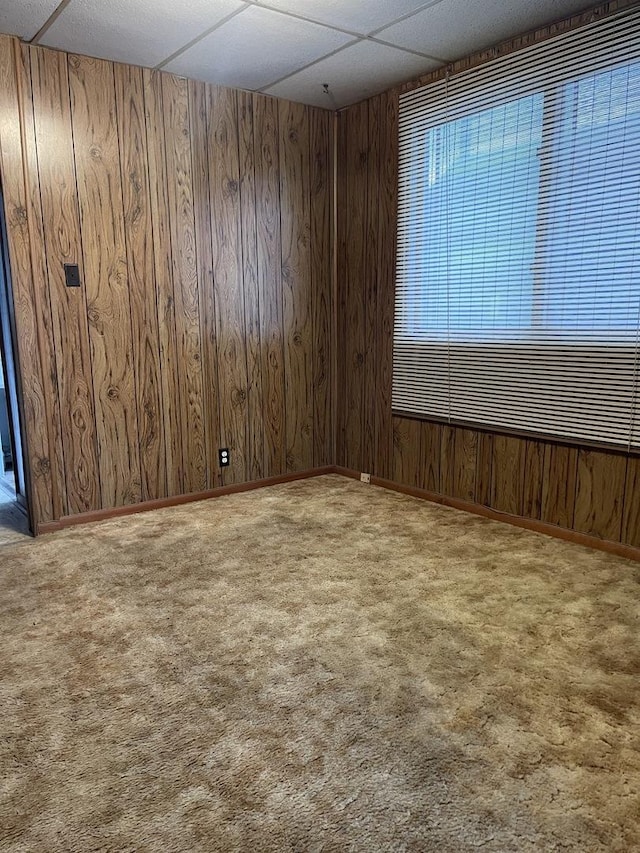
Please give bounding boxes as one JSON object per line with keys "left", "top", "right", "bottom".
{"left": 36, "top": 463, "right": 640, "bottom": 562}
{"left": 37, "top": 467, "right": 335, "bottom": 535}
{"left": 333, "top": 466, "right": 640, "bottom": 563}
{"left": 334, "top": 466, "right": 362, "bottom": 481}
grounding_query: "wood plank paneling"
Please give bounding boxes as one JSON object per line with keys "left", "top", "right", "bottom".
{"left": 143, "top": 68, "right": 183, "bottom": 497}
{"left": 393, "top": 416, "right": 421, "bottom": 488}
{"left": 574, "top": 449, "right": 626, "bottom": 541}
{"left": 375, "top": 92, "right": 398, "bottom": 482}
{"left": 17, "top": 41, "right": 68, "bottom": 522}
{"left": 188, "top": 79, "right": 219, "bottom": 490}
{"left": 161, "top": 73, "right": 207, "bottom": 495}
{"left": 114, "top": 63, "right": 166, "bottom": 502}
{"left": 1, "top": 36, "right": 332, "bottom": 528}
{"left": 452, "top": 428, "right": 478, "bottom": 502}
{"left": 491, "top": 435, "right": 525, "bottom": 515}
{"left": 420, "top": 420, "right": 441, "bottom": 493}
{"left": 310, "top": 107, "right": 332, "bottom": 468}
{"left": 29, "top": 46, "right": 100, "bottom": 515}
{"left": 279, "top": 100, "right": 313, "bottom": 472}
{"left": 523, "top": 440, "right": 545, "bottom": 520}
{"left": 475, "top": 431, "right": 494, "bottom": 507}
{"left": 338, "top": 101, "right": 368, "bottom": 473}
{"left": 0, "top": 39, "right": 56, "bottom": 526}
{"left": 540, "top": 444, "right": 577, "bottom": 528}
{"left": 622, "top": 456, "right": 640, "bottom": 547}
{"left": 335, "top": 107, "right": 348, "bottom": 469}
{"left": 208, "top": 86, "right": 248, "bottom": 486}
{"left": 69, "top": 54, "right": 141, "bottom": 507}
{"left": 439, "top": 425, "right": 456, "bottom": 497}
{"left": 238, "top": 91, "right": 264, "bottom": 482}
{"left": 363, "top": 96, "right": 381, "bottom": 474}
{"left": 253, "top": 95, "right": 285, "bottom": 478}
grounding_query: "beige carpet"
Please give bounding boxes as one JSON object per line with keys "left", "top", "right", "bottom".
{"left": 0, "top": 474, "right": 638, "bottom": 851}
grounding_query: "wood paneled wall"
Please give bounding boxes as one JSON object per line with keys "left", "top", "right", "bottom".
{"left": 0, "top": 36, "right": 333, "bottom": 529}
{"left": 2, "top": 0, "right": 636, "bottom": 545}
{"left": 335, "top": 37, "right": 640, "bottom": 550}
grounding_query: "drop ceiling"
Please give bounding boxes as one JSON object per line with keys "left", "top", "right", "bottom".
{"left": 0, "top": 0, "right": 602, "bottom": 109}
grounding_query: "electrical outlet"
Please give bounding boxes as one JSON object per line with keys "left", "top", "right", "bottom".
{"left": 218, "top": 448, "right": 230, "bottom": 467}
{"left": 64, "top": 263, "right": 81, "bottom": 287}
{"left": 360, "top": 472, "right": 371, "bottom": 484}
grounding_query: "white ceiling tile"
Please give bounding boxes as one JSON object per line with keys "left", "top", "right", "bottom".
{"left": 0, "top": 0, "right": 60, "bottom": 40}
{"left": 38, "top": 0, "right": 246, "bottom": 68}
{"left": 253, "top": 0, "right": 435, "bottom": 36}
{"left": 264, "top": 40, "right": 441, "bottom": 109}
{"left": 164, "top": 6, "right": 353, "bottom": 91}
{"left": 17, "top": 0, "right": 612, "bottom": 110}
{"left": 376, "top": 0, "right": 596, "bottom": 62}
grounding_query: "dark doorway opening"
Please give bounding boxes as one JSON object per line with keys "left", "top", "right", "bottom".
{"left": 0, "top": 185, "right": 31, "bottom": 542}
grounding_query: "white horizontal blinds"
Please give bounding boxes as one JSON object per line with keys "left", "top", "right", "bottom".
{"left": 394, "top": 8, "right": 640, "bottom": 450}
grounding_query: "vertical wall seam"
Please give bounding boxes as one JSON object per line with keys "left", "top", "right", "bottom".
{"left": 112, "top": 62, "right": 144, "bottom": 502}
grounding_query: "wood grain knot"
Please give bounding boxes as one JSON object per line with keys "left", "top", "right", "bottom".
{"left": 107, "top": 386, "right": 120, "bottom": 401}
{"left": 124, "top": 480, "right": 142, "bottom": 503}
{"left": 293, "top": 333, "right": 303, "bottom": 346}
{"left": 35, "top": 456, "right": 51, "bottom": 475}
{"left": 87, "top": 305, "right": 104, "bottom": 335}
{"left": 72, "top": 408, "right": 87, "bottom": 430}
{"left": 89, "top": 145, "right": 102, "bottom": 161}
{"left": 281, "top": 263, "right": 291, "bottom": 281}
{"left": 227, "top": 179, "right": 238, "bottom": 194}
{"left": 13, "top": 205, "right": 27, "bottom": 224}
{"left": 359, "top": 151, "right": 368, "bottom": 166}
{"left": 355, "top": 352, "right": 364, "bottom": 366}
{"left": 289, "top": 130, "right": 298, "bottom": 143}
{"left": 232, "top": 388, "right": 247, "bottom": 406}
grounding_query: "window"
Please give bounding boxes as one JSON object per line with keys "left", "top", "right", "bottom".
{"left": 394, "top": 9, "right": 640, "bottom": 451}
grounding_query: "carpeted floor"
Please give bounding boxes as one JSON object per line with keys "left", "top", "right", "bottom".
{"left": 0, "top": 474, "right": 638, "bottom": 852}
{"left": 0, "top": 498, "right": 31, "bottom": 546}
